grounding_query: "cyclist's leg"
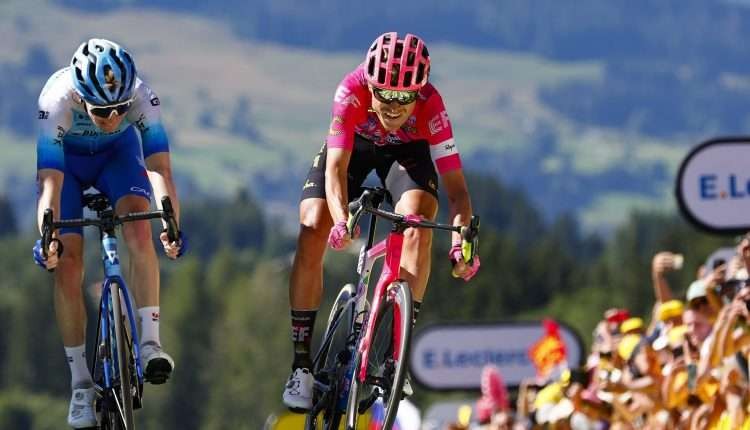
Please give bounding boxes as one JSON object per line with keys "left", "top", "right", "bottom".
{"left": 285, "top": 140, "right": 372, "bottom": 409}
{"left": 381, "top": 140, "right": 439, "bottom": 302}
{"left": 55, "top": 154, "right": 97, "bottom": 428}
{"left": 96, "top": 127, "right": 173, "bottom": 381}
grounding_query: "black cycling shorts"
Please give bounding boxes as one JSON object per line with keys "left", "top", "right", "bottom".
{"left": 300, "top": 134, "right": 438, "bottom": 204}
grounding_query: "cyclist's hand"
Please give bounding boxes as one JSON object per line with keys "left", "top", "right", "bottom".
{"left": 449, "top": 242, "right": 480, "bottom": 281}
{"left": 33, "top": 238, "right": 63, "bottom": 271}
{"left": 328, "top": 220, "right": 360, "bottom": 250}
{"left": 160, "top": 230, "right": 187, "bottom": 259}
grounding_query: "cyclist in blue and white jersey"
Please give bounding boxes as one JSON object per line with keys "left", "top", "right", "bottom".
{"left": 33, "top": 38, "right": 186, "bottom": 429}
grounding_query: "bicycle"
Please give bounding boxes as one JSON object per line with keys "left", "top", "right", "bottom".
{"left": 304, "top": 187, "right": 479, "bottom": 430}
{"left": 41, "top": 193, "right": 179, "bottom": 430}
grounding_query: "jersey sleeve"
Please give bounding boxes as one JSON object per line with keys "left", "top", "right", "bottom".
{"left": 128, "top": 80, "right": 170, "bottom": 158}
{"left": 419, "top": 90, "right": 462, "bottom": 174}
{"left": 326, "top": 75, "right": 367, "bottom": 150}
{"left": 36, "top": 93, "right": 71, "bottom": 172}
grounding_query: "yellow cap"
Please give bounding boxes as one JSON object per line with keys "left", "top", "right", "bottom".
{"left": 533, "top": 382, "right": 564, "bottom": 409}
{"left": 618, "top": 334, "right": 642, "bottom": 361}
{"left": 667, "top": 325, "right": 688, "bottom": 349}
{"left": 620, "top": 317, "right": 644, "bottom": 334}
{"left": 658, "top": 300, "right": 684, "bottom": 321}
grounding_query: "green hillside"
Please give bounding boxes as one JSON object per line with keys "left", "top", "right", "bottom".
{"left": 0, "top": 0, "right": 689, "bottom": 230}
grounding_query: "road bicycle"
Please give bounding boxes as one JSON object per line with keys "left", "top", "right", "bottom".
{"left": 41, "top": 193, "right": 179, "bottom": 430}
{"left": 305, "top": 187, "right": 479, "bottom": 430}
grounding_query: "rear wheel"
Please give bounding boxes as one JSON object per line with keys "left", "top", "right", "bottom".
{"left": 306, "top": 284, "right": 356, "bottom": 430}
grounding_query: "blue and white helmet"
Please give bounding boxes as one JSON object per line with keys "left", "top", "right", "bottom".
{"left": 70, "top": 38, "right": 137, "bottom": 105}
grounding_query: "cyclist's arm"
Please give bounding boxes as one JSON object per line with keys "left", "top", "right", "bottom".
{"left": 36, "top": 79, "right": 71, "bottom": 235}
{"left": 441, "top": 169, "right": 473, "bottom": 244}
{"left": 145, "top": 152, "right": 180, "bottom": 223}
{"left": 325, "top": 147, "right": 351, "bottom": 224}
{"left": 36, "top": 169, "right": 63, "bottom": 235}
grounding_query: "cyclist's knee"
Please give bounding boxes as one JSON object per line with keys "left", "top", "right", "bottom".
{"left": 298, "top": 198, "right": 332, "bottom": 241}
{"left": 122, "top": 220, "right": 154, "bottom": 253}
{"left": 404, "top": 226, "right": 432, "bottom": 249}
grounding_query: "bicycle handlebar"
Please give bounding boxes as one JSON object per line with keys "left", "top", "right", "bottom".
{"left": 347, "top": 187, "right": 480, "bottom": 263}
{"left": 41, "top": 196, "right": 180, "bottom": 253}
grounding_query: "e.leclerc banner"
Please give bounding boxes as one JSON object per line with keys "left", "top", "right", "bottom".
{"left": 409, "top": 321, "right": 583, "bottom": 390}
{"left": 676, "top": 137, "right": 750, "bottom": 234}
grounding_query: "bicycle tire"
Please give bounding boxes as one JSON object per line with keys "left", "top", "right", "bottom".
{"left": 111, "top": 282, "right": 136, "bottom": 429}
{"left": 345, "top": 281, "right": 412, "bottom": 430}
{"left": 306, "top": 284, "right": 356, "bottom": 430}
{"left": 378, "top": 281, "right": 412, "bottom": 430}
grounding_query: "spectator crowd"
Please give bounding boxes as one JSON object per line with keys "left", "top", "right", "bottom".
{"left": 455, "top": 236, "right": 750, "bottom": 429}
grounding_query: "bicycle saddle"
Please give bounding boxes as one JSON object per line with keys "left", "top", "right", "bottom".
{"left": 82, "top": 193, "right": 111, "bottom": 212}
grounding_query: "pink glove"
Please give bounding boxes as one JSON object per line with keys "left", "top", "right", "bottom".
{"left": 449, "top": 242, "right": 480, "bottom": 281}
{"left": 328, "top": 221, "right": 360, "bottom": 250}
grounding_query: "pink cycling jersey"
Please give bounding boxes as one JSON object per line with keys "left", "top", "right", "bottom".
{"left": 327, "top": 63, "right": 462, "bottom": 175}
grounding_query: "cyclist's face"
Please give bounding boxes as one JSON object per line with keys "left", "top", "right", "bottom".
{"left": 85, "top": 103, "right": 127, "bottom": 133}
{"left": 369, "top": 86, "right": 416, "bottom": 132}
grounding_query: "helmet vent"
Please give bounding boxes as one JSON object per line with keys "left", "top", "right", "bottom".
{"left": 390, "top": 64, "right": 400, "bottom": 87}
{"left": 378, "top": 67, "right": 386, "bottom": 85}
{"left": 89, "top": 61, "right": 108, "bottom": 102}
{"left": 415, "top": 64, "right": 425, "bottom": 85}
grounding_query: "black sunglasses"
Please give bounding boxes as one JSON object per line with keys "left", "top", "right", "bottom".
{"left": 87, "top": 100, "right": 133, "bottom": 118}
{"left": 372, "top": 87, "right": 418, "bottom": 105}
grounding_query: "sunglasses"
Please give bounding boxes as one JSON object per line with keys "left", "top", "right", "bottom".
{"left": 86, "top": 99, "right": 133, "bottom": 118}
{"left": 372, "top": 87, "right": 418, "bottom": 105}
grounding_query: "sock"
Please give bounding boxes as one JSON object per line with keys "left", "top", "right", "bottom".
{"left": 291, "top": 309, "right": 317, "bottom": 370}
{"left": 412, "top": 301, "right": 422, "bottom": 329}
{"left": 65, "top": 344, "right": 93, "bottom": 389}
{"left": 138, "top": 306, "right": 161, "bottom": 346}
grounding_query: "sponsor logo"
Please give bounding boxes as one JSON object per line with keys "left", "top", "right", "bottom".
{"left": 54, "top": 126, "right": 65, "bottom": 146}
{"left": 328, "top": 116, "right": 344, "bottom": 137}
{"left": 130, "top": 186, "right": 151, "bottom": 197}
{"left": 428, "top": 110, "right": 451, "bottom": 135}
{"left": 303, "top": 180, "right": 317, "bottom": 190}
{"left": 334, "top": 85, "right": 360, "bottom": 107}
{"left": 150, "top": 97, "right": 160, "bottom": 106}
{"left": 444, "top": 142, "right": 456, "bottom": 152}
{"left": 151, "top": 312, "right": 160, "bottom": 322}
{"left": 291, "top": 326, "right": 311, "bottom": 342}
{"left": 698, "top": 174, "right": 750, "bottom": 200}
{"left": 38, "top": 110, "right": 49, "bottom": 120}
{"left": 133, "top": 114, "right": 149, "bottom": 133}
{"left": 106, "top": 250, "right": 118, "bottom": 264}
{"left": 334, "top": 85, "right": 350, "bottom": 103}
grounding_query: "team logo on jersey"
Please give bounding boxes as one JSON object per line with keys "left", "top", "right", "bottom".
{"left": 333, "top": 85, "right": 360, "bottom": 107}
{"left": 428, "top": 110, "right": 451, "bottom": 135}
{"left": 150, "top": 97, "right": 160, "bottom": 106}
{"left": 328, "top": 116, "right": 344, "bottom": 136}
{"left": 38, "top": 110, "right": 49, "bottom": 120}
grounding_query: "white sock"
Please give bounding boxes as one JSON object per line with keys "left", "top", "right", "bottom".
{"left": 138, "top": 306, "right": 161, "bottom": 346}
{"left": 65, "top": 344, "right": 92, "bottom": 389}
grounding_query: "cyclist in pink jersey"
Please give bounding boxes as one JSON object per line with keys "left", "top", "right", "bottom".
{"left": 283, "top": 32, "right": 481, "bottom": 410}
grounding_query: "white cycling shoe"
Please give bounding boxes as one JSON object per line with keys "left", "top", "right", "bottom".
{"left": 67, "top": 387, "right": 97, "bottom": 429}
{"left": 282, "top": 367, "right": 314, "bottom": 411}
{"left": 141, "top": 341, "right": 175, "bottom": 385}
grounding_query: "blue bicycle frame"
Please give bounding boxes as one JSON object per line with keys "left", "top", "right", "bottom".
{"left": 99, "top": 233, "right": 144, "bottom": 391}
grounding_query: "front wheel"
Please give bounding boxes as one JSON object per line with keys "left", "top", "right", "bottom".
{"left": 345, "top": 282, "right": 412, "bottom": 430}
